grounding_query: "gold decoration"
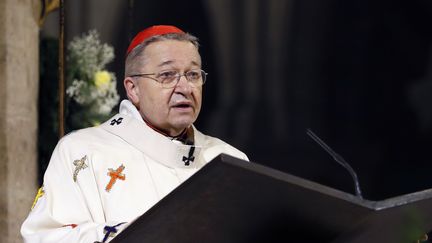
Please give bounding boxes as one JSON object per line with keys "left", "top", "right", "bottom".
{"left": 73, "top": 155, "right": 88, "bottom": 182}
{"left": 39, "top": 0, "right": 60, "bottom": 27}
{"left": 31, "top": 187, "right": 45, "bottom": 210}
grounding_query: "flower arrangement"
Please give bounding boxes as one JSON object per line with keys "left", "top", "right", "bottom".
{"left": 66, "top": 30, "right": 120, "bottom": 130}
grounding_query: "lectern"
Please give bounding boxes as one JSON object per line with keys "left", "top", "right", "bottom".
{"left": 111, "top": 154, "right": 432, "bottom": 243}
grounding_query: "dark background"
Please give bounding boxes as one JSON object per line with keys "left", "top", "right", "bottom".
{"left": 40, "top": 0, "right": 432, "bottom": 201}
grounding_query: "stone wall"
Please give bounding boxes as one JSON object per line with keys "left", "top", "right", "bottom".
{"left": 0, "top": 0, "right": 40, "bottom": 242}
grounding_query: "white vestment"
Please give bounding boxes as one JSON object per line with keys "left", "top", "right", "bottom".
{"left": 21, "top": 100, "right": 248, "bottom": 243}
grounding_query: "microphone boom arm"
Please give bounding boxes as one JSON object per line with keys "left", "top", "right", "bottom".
{"left": 307, "top": 129, "right": 363, "bottom": 199}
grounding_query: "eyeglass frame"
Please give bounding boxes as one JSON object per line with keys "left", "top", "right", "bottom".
{"left": 128, "top": 69, "right": 208, "bottom": 88}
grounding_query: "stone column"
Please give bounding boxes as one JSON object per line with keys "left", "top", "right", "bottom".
{"left": 0, "top": 0, "right": 40, "bottom": 242}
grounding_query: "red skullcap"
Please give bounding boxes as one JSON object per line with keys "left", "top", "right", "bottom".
{"left": 126, "top": 25, "right": 185, "bottom": 56}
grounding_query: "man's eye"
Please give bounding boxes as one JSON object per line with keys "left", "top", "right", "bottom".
{"left": 187, "top": 71, "right": 201, "bottom": 80}
{"left": 157, "top": 71, "right": 177, "bottom": 80}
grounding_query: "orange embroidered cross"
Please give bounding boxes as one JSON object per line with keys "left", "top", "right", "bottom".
{"left": 31, "top": 187, "right": 45, "bottom": 209}
{"left": 105, "top": 164, "right": 125, "bottom": 192}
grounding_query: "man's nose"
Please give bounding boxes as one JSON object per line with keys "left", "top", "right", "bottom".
{"left": 174, "top": 75, "right": 193, "bottom": 93}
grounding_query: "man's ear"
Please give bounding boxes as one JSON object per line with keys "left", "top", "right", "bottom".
{"left": 124, "top": 77, "right": 140, "bottom": 106}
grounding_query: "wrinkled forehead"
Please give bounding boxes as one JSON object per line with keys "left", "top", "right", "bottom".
{"left": 141, "top": 40, "right": 202, "bottom": 68}
{"left": 125, "top": 39, "right": 201, "bottom": 76}
{"left": 127, "top": 33, "right": 199, "bottom": 61}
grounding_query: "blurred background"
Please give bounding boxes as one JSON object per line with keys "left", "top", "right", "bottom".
{"left": 40, "top": 0, "right": 432, "bottom": 200}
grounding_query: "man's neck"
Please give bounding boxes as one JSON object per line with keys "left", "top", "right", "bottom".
{"left": 142, "top": 118, "right": 193, "bottom": 144}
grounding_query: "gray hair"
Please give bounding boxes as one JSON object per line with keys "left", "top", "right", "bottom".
{"left": 125, "top": 33, "right": 200, "bottom": 77}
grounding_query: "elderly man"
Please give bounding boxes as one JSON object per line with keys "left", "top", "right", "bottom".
{"left": 21, "top": 25, "right": 248, "bottom": 243}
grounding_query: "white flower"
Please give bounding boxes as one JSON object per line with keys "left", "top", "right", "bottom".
{"left": 66, "top": 30, "right": 120, "bottom": 118}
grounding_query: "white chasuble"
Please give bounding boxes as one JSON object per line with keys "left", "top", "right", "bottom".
{"left": 21, "top": 100, "right": 248, "bottom": 243}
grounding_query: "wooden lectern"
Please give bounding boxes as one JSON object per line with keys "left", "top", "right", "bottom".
{"left": 111, "top": 154, "right": 432, "bottom": 243}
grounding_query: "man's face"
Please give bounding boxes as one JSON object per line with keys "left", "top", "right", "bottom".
{"left": 130, "top": 40, "right": 203, "bottom": 136}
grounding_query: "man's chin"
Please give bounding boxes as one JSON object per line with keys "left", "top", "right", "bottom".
{"left": 170, "top": 119, "right": 195, "bottom": 131}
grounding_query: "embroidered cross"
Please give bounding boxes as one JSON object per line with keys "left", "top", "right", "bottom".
{"left": 182, "top": 146, "right": 195, "bottom": 166}
{"left": 110, "top": 117, "right": 123, "bottom": 126}
{"left": 73, "top": 155, "right": 88, "bottom": 182}
{"left": 105, "top": 164, "right": 126, "bottom": 192}
{"left": 31, "top": 187, "right": 45, "bottom": 209}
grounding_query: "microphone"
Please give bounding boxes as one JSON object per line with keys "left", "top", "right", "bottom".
{"left": 306, "top": 129, "right": 363, "bottom": 199}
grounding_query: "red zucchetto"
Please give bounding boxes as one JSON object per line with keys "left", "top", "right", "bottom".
{"left": 126, "top": 25, "right": 185, "bottom": 56}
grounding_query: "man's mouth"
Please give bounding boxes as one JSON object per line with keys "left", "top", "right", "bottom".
{"left": 171, "top": 101, "right": 193, "bottom": 110}
{"left": 173, "top": 104, "right": 191, "bottom": 108}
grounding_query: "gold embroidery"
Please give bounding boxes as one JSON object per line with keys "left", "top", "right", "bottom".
{"left": 31, "top": 187, "right": 45, "bottom": 209}
{"left": 73, "top": 155, "right": 88, "bottom": 182}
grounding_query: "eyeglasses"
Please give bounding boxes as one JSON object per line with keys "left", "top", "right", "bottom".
{"left": 129, "top": 69, "right": 208, "bottom": 89}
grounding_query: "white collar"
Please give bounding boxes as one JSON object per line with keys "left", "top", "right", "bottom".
{"left": 100, "top": 100, "right": 204, "bottom": 169}
{"left": 119, "top": 99, "right": 145, "bottom": 123}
